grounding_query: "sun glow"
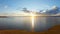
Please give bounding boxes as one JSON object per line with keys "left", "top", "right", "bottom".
{"left": 22, "top": 12, "right": 35, "bottom": 31}
{"left": 23, "top": 12, "right": 35, "bottom": 29}
{"left": 15, "top": 12, "right": 35, "bottom": 31}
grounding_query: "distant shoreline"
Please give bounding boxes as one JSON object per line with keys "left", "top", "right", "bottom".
{"left": 0, "top": 16, "right": 8, "bottom": 18}
{"left": 0, "top": 16, "right": 60, "bottom": 18}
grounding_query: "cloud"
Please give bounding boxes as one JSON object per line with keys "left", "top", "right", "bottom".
{"left": 40, "top": 6, "right": 60, "bottom": 14}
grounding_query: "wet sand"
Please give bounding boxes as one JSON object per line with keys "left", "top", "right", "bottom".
{"left": 0, "top": 25, "right": 60, "bottom": 34}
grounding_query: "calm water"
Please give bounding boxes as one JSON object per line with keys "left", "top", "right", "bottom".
{"left": 0, "top": 16, "right": 60, "bottom": 32}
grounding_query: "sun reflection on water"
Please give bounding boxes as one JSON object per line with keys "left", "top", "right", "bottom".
{"left": 30, "top": 13, "right": 35, "bottom": 31}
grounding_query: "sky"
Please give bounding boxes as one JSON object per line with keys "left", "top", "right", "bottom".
{"left": 0, "top": 0, "right": 60, "bottom": 13}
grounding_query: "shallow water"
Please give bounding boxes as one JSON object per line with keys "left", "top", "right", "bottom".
{"left": 0, "top": 16, "right": 60, "bottom": 32}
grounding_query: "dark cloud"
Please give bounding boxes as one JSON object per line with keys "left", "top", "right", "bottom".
{"left": 40, "top": 6, "right": 60, "bottom": 14}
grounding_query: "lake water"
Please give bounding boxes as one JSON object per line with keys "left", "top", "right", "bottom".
{"left": 0, "top": 16, "right": 60, "bottom": 32}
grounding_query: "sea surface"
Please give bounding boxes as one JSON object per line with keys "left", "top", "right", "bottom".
{"left": 0, "top": 16, "right": 60, "bottom": 32}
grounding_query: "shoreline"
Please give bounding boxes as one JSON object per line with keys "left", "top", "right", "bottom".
{"left": 0, "top": 25, "right": 60, "bottom": 34}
